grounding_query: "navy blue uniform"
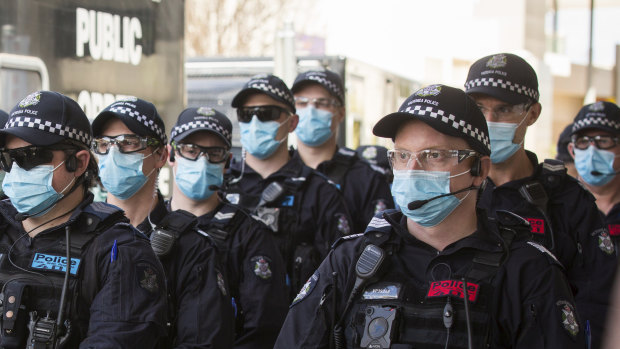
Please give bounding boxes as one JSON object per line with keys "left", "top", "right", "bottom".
{"left": 225, "top": 152, "right": 353, "bottom": 299}
{"left": 478, "top": 151, "right": 616, "bottom": 348}
{"left": 275, "top": 209, "right": 585, "bottom": 348}
{"left": 293, "top": 147, "right": 394, "bottom": 234}
{"left": 0, "top": 194, "right": 167, "bottom": 348}
{"left": 196, "top": 198, "right": 288, "bottom": 349}
{"left": 137, "top": 193, "right": 234, "bottom": 349}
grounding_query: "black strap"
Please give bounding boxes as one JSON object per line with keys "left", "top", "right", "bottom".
{"left": 158, "top": 210, "right": 197, "bottom": 237}
{"left": 323, "top": 150, "right": 356, "bottom": 188}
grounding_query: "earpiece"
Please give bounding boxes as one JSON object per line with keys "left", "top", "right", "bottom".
{"left": 169, "top": 149, "right": 175, "bottom": 162}
{"left": 65, "top": 153, "right": 78, "bottom": 172}
{"left": 470, "top": 157, "right": 481, "bottom": 177}
{"left": 225, "top": 153, "right": 232, "bottom": 169}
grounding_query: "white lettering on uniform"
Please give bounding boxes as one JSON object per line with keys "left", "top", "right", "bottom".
{"left": 75, "top": 7, "right": 142, "bottom": 65}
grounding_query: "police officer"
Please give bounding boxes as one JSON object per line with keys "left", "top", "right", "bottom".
{"left": 465, "top": 53, "right": 616, "bottom": 348}
{"left": 0, "top": 91, "right": 167, "bottom": 348}
{"left": 275, "top": 84, "right": 585, "bottom": 348}
{"left": 557, "top": 122, "right": 577, "bottom": 178}
{"left": 0, "top": 109, "right": 8, "bottom": 200}
{"left": 568, "top": 102, "right": 620, "bottom": 250}
{"left": 291, "top": 70, "right": 394, "bottom": 233}
{"left": 167, "top": 107, "right": 288, "bottom": 349}
{"left": 226, "top": 74, "right": 353, "bottom": 299}
{"left": 92, "top": 97, "right": 234, "bottom": 348}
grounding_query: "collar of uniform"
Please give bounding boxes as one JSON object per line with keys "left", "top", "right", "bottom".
{"left": 485, "top": 149, "right": 540, "bottom": 190}
{"left": 605, "top": 201, "right": 620, "bottom": 221}
{"left": 136, "top": 190, "right": 166, "bottom": 235}
{"left": 391, "top": 209, "right": 501, "bottom": 254}
{"left": 195, "top": 199, "right": 226, "bottom": 227}
{"left": 0, "top": 192, "right": 95, "bottom": 237}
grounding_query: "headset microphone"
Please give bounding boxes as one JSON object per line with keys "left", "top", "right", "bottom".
{"left": 591, "top": 170, "right": 620, "bottom": 176}
{"left": 407, "top": 185, "right": 479, "bottom": 211}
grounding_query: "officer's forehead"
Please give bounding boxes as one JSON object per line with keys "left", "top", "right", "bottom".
{"left": 394, "top": 120, "right": 468, "bottom": 149}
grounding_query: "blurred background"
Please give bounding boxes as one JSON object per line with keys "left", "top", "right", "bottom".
{"left": 1, "top": 0, "right": 619, "bottom": 194}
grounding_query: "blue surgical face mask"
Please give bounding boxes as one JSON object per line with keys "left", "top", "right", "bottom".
{"left": 487, "top": 113, "right": 528, "bottom": 164}
{"left": 174, "top": 156, "right": 224, "bottom": 201}
{"left": 97, "top": 146, "right": 154, "bottom": 200}
{"left": 239, "top": 116, "right": 289, "bottom": 160}
{"left": 295, "top": 107, "right": 333, "bottom": 146}
{"left": 3, "top": 161, "right": 73, "bottom": 217}
{"left": 391, "top": 169, "right": 471, "bottom": 227}
{"left": 574, "top": 146, "right": 619, "bottom": 186}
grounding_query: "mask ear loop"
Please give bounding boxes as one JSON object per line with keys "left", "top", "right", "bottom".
{"left": 512, "top": 106, "right": 532, "bottom": 147}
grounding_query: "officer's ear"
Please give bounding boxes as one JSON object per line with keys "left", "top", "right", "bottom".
{"left": 567, "top": 142, "right": 576, "bottom": 160}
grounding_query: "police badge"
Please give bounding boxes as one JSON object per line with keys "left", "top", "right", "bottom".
{"left": 486, "top": 54, "right": 507, "bottom": 69}
{"left": 19, "top": 92, "right": 42, "bottom": 108}
{"left": 557, "top": 300, "right": 579, "bottom": 337}
{"left": 251, "top": 256, "right": 273, "bottom": 279}
{"left": 598, "top": 230, "right": 615, "bottom": 255}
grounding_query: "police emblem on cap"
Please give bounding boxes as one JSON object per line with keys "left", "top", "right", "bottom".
{"left": 117, "top": 96, "right": 138, "bottom": 102}
{"left": 197, "top": 107, "right": 216, "bottom": 116}
{"left": 216, "top": 270, "right": 227, "bottom": 296}
{"left": 251, "top": 256, "right": 273, "bottom": 280}
{"left": 291, "top": 271, "right": 319, "bottom": 307}
{"left": 374, "top": 199, "right": 387, "bottom": 215}
{"left": 598, "top": 230, "right": 615, "bottom": 255}
{"left": 362, "top": 146, "right": 377, "bottom": 160}
{"left": 19, "top": 92, "right": 41, "bottom": 108}
{"left": 486, "top": 54, "right": 507, "bottom": 69}
{"left": 557, "top": 301, "right": 579, "bottom": 337}
{"left": 589, "top": 101, "right": 605, "bottom": 112}
{"left": 415, "top": 84, "right": 442, "bottom": 97}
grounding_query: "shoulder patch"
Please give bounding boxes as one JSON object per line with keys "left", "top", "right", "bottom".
{"left": 291, "top": 271, "right": 319, "bottom": 307}
{"left": 136, "top": 262, "right": 161, "bottom": 294}
{"left": 557, "top": 300, "right": 580, "bottom": 338}
{"left": 335, "top": 213, "right": 351, "bottom": 235}
{"left": 595, "top": 228, "right": 615, "bottom": 255}
{"left": 216, "top": 269, "right": 227, "bottom": 296}
{"left": 251, "top": 256, "right": 273, "bottom": 279}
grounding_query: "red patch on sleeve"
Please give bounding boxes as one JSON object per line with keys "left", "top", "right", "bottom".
{"left": 427, "top": 280, "right": 479, "bottom": 302}
{"left": 526, "top": 218, "right": 545, "bottom": 234}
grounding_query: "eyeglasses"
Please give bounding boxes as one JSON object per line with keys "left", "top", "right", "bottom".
{"left": 92, "top": 134, "right": 160, "bottom": 155}
{"left": 0, "top": 144, "right": 77, "bottom": 172}
{"left": 294, "top": 97, "right": 339, "bottom": 109}
{"left": 173, "top": 142, "right": 229, "bottom": 163}
{"left": 387, "top": 149, "right": 478, "bottom": 171}
{"left": 237, "top": 105, "right": 291, "bottom": 123}
{"left": 477, "top": 103, "right": 531, "bottom": 122}
{"left": 572, "top": 135, "right": 620, "bottom": 150}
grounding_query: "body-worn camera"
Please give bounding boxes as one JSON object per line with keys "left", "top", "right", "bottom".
{"left": 360, "top": 305, "right": 397, "bottom": 348}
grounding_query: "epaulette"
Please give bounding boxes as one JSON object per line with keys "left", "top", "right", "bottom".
{"left": 540, "top": 158, "right": 566, "bottom": 189}
{"left": 495, "top": 209, "right": 530, "bottom": 228}
{"left": 526, "top": 241, "right": 564, "bottom": 268}
{"left": 330, "top": 233, "right": 364, "bottom": 250}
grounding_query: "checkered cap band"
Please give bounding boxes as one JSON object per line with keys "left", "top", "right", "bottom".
{"left": 306, "top": 75, "right": 344, "bottom": 102}
{"left": 402, "top": 105, "right": 490, "bottom": 153}
{"left": 248, "top": 81, "right": 295, "bottom": 107}
{"left": 171, "top": 120, "right": 232, "bottom": 144}
{"left": 7, "top": 116, "right": 92, "bottom": 145}
{"left": 109, "top": 106, "right": 167, "bottom": 143}
{"left": 573, "top": 116, "right": 620, "bottom": 132}
{"left": 465, "top": 77, "right": 539, "bottom": 101}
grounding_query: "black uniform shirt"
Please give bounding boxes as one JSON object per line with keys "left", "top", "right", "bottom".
{"left": 293, "top": 147, "right": 394, "bottom": 234}
{"left": 137, "top": 193, "right": 234, "bottom": 349}
{"left": 0, "top": 194, "right": 167, "bottom": 348}
{"left": 477, "top": 150, "right": 617, "bottom": 349}
{"left": 225, "top": 153, "right": 353, "bottom": 295}
{"left": 275, "top": 209, "right": 586, "bottom": 348}
{"left": 196, "top": 199, "right": 288, "bottom": 349}
{"left": 603, "top": 201, "right": 620, "bottom": 252}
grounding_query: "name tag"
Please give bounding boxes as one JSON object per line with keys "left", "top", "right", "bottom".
{"left": 526, "top": 217, "right": 545, "bottom": 234}
{"left": 427, "top": 279, "right": 479, "bottom": 303}
{"left": 31, "top": 253, "right": 81, "bottom": 275}
{"left": 363, "top": 282, "right": 401, "bottom": 300}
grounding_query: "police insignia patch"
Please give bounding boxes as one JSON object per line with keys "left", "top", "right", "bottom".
{"left": 598, "top": 230, "right": 615, "bottom": 255}
{"left": 373, "top": 200, "right": 387, "bottom": 215}
{"left": 216, "top": 270, "right": 227, "bottom": 296}
{"left": 291, "top": 271, "right": 319, "bottom": 307}
{"left": 19, "top": 92, "right": 41, "bottom": 108}
{"left": 486, "top": 54, "right": 507, "bottom": 68}
{"left": 226, "top": 193, "right": 240, "bottom": 205}
{"left": 336, "top": 213, "right": 351, "bottom": 235}
{"left": 557, "top": 301, "right": 579, "bottom": 337}
{"left": 138, "top": 265, "right": 159, "bottom": 293}
{"left": 251, "top": 256, "right": 272, "bottom": 279}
